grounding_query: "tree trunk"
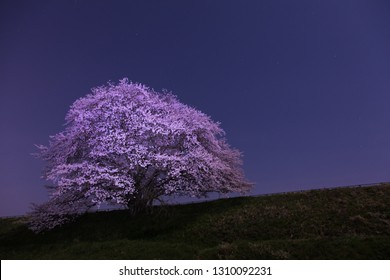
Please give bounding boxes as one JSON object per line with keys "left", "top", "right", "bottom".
{"left": 127, "top": 198, "right": 151, "bottom": 215}
{"left": 126, "top": 176, "right": 160, "bottom": 215}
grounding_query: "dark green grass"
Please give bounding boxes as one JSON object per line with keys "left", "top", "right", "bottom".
{"left": 1, "top": 184, "right": 390, "bottom": 259}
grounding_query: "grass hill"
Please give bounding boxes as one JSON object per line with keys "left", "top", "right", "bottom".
{"left": 1, "top": 184, "right": 390, "bottom": 259}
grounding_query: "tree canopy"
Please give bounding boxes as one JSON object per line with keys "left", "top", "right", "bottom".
{"left": 29, "top": 79, "right": 252, "bottom": 232}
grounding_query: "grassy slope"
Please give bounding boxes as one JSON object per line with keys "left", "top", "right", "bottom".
{"left": 1, "top": 184, "right": 390, "bottom": 259}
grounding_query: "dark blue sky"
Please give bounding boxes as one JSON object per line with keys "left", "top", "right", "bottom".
{"left": 1, "top": 0, "right": 390, "bottom": 216}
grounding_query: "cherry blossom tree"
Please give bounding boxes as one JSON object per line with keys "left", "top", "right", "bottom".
{"left": 29, "top": 78, "right": 252, "bottom": 232}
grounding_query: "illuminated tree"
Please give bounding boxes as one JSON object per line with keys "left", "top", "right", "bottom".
{"left": 29, "top": 78, "right": 252, "bottom": 232}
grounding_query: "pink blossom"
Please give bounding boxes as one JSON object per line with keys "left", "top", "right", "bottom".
{"left": 29, "top": 78, "right": 252, "bottom": 232}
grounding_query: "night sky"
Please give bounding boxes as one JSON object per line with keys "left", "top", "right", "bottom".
{"left": 1, "top": 0, "right": 390, "bottom": 216}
